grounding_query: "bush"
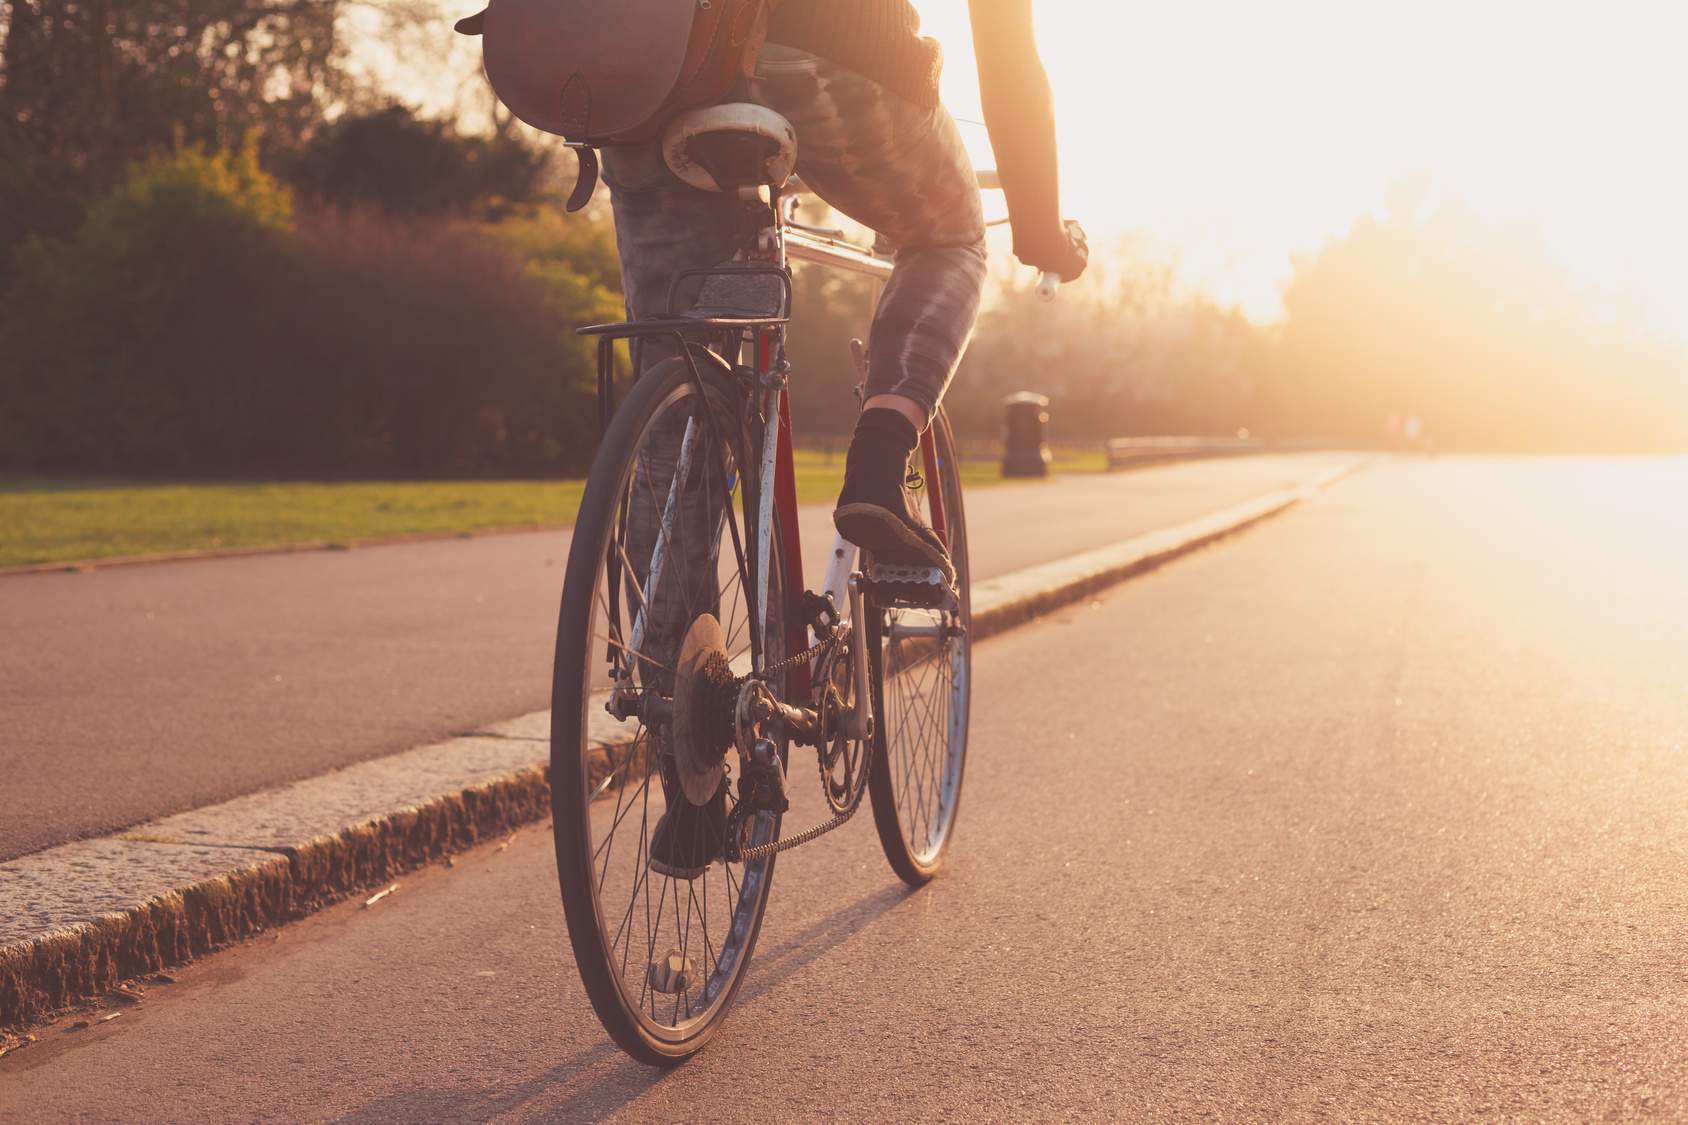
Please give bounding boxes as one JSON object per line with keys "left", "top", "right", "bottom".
{"left": 0, "top": 135, "right": 294, "bottom": 468}
{"left": 0, "top": 0, "right": 337, "bottom": 269}
{"left": 283, "top": 107, "right": 551, "bottom": 217}
{"left": 0, "top": 138, "right": 622, "bottom": 477}
{"left": 490, "top": 202, "right": 622, "bottom": 294}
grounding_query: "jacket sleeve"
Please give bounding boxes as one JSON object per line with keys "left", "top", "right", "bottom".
{"left": 968, "top": 0, "right": 1084, "bottom": 277}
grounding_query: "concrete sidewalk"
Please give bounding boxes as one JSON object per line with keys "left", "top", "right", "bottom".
{"left": 0, "top": 457, "right": 1361, "bottom": 1030}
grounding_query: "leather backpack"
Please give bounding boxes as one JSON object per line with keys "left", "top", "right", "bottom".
{"left": 455, "top": 0, "right": 785, "bottom": 210}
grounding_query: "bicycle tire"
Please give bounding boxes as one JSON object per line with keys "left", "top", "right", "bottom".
{"left": 551, "top": 353, "right": 790, "bottom": 1065}
{"left": 866, "top": 406, "right": 972, "bottom": 885}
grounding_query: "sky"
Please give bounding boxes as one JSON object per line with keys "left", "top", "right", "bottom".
{"left": 918, "top": 0, "right": 1688, "bottom": 332}
{"left": 363, "top": 0, "right": 1688, "bottom": 335}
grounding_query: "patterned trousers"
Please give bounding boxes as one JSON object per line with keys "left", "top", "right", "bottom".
{"left": 602, "top": 43, "right": 988, "bottom": 422}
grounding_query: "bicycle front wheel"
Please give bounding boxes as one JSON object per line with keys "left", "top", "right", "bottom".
{"left": 867, "top": 407, "right": 972, "bottom": 885}
{"left": 551, "top": 352, "right": 789, "bottom": 1064}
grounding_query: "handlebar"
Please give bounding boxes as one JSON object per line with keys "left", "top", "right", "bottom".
{"left": 783, "top": 169, "right": 1068, "bottom": 300}
{"left": 977, "top": 170, "right": 1066, "bottom": 301}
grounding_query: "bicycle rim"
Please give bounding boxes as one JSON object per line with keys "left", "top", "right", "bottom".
{"left": 551, "top": 355, "right": 787, "bottom": 1063}
{"left": 868, "top": 408, "right": 971, "bottom": 885}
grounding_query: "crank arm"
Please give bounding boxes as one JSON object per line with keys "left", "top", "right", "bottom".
{"left": 839, "top": 572, "right": 874, "bottom": 741}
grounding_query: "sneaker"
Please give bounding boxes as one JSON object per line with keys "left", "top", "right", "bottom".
{"left": 648, "top": 759, "right": 726, "bottom": 880}
{"left": 833, "top": 408, "right": 955, "bottom": 584}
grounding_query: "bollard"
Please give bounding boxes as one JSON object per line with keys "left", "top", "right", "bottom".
{"left": 1001, "top": 391, "right": 1051, "bottom": 478}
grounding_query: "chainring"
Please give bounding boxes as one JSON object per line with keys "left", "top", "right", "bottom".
{"left": 813, "top": 638, "right": 868, "bottom": 815}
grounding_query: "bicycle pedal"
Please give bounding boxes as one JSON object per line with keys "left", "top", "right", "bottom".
{"left": 862, "top": 564, "right": 957, "bottom": 609}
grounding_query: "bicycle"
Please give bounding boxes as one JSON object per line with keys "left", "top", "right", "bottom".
{"left": 548, "top": 102, "right": 1060, "bottom": 1065}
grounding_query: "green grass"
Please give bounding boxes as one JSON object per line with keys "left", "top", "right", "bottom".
{"left": 0, "top": 447, "right": 1106, "bottom": 569}
{"left": 789, "top": 444, "right": 1105, "bottom": 503}
{"left": 0, "top": 478, "right": 588, "bottom": 568}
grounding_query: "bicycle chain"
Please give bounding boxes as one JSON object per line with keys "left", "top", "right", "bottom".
{"left": 734, "top": 629, "right": 866, "bottom": 861}
{"left": 750, "top": 628, "right": 840, "bottom": 682}
{"left": 736, "top": 789, "right": 867, "bottom": 861}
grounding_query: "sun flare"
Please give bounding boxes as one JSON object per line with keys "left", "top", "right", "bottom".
{"left": 918, "top": 0, "right": 1688, "bottom": 334}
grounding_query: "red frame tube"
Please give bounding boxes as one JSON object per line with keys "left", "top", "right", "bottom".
{"left": 764, "top": 333, "right": 811, "bottom": 697}
{"left": 919, "top": 425, "right": 947, "bottom": 549}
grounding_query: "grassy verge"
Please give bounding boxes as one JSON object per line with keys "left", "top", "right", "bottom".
{"left": 789, "top": 444, "right": 1105, "bottom": 503}
{"left": 0, "top": 479, "right": 587, "bottom": 568}
{"left": 1, "top": 449, "right": 1105, "bottom": 569}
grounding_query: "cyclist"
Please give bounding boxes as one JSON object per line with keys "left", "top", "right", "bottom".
{"left": 611, "top": 0, "right": 1088, "bottom": 878}
{"left": 604, "top": 0, "right": 1088, "bottom": 586}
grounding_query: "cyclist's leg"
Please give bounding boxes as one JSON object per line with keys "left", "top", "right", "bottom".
{"left": 601, "top": 144, "right": 743, "bottom": 374}
{"left": 750, "top": 43, "right": 988, "bottom": 421}
{"left": 600, "top": 146, "right": 739, "bottom": 864}
{"left": 749, "top": 44, "right": 987, "bottom": 575}
{"left": 601, "top": 142, "right": 738, "bottom": 664}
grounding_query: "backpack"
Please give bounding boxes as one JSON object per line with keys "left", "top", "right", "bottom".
{"left": 455, "top": 0, "right": 783, "bottom": 210}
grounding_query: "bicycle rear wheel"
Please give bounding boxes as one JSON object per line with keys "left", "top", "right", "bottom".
{"left": 867, "top": 407, "right": 971, "bottom": 885}
{"left": 551, "top": 352, "right": 789, "bottom": 1064}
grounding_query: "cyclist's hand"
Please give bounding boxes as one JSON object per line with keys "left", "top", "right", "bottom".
{"left": 1014, "top": 219, "right": 1088, "bottom": 282}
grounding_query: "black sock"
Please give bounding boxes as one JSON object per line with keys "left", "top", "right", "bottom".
{"left": 837, "top": 408, "right": 919, "bottom": 509}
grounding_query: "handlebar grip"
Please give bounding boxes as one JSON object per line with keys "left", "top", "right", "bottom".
{"left": 1036, "top": 271, "right": 1061, "bottom": 302}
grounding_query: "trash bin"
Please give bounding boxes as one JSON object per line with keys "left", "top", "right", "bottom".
{"left": 1001, "top": 391, "right": 1051, "bottom": 478}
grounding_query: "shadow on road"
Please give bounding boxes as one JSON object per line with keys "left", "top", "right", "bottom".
{"left": 319, "top": 883, "right": 919, "bottom": 1122}
{"left": 326, "top": 1039, "right": 648, "bottom": 1125}
{"left": 733, "top": 879, "right": 916, "bottom": 1008}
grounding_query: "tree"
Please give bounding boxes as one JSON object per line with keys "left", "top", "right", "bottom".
{"left": 283, "top": 105, "right": 550, "bottom": 216}
{"left": 0, "top": 0, "right": 338, "bottom": 266}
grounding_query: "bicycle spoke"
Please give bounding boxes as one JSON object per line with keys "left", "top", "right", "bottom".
{"left": 594, "top": 742, "right": 655, "bottom": 869}
{"left": 593, "top": 633, "right": 671, "bottom": 673}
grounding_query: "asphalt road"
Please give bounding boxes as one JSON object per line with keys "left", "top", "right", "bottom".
{"left": 0, "top": 453, "right": 1348, "bottom": 862}
{"left": 7, "top": 454, "right": 1688, "bottom": 1121}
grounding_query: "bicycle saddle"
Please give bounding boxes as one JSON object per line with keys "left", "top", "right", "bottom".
{"left": 663, "top": 103, "right": 796, "bottom": 193}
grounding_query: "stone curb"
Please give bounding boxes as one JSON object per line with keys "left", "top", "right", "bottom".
{"left": 0, "top": 458, "right": 1362, "bottom": 1031}
{"left": 0, "top": 714, "right": 628, "bottom": 1030}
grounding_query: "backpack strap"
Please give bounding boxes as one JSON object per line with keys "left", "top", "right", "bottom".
{"left": 737, "top": 0, "right": 789, "bottom": 83}
{"left": 457, "top": 13, "right": 599, "bottom": 211}
{"left": 559, "top": 73, "right": 600, "bottom": 212}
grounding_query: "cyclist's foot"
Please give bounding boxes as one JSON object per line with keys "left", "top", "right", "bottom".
{"left": 648, "top": 762, "right": 727, "bottom": 880}
{"left": 833, "top": 408, "right": 955, "bottom": 585}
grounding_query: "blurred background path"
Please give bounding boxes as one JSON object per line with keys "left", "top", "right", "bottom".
{"left": 0, "top": 452, "right": 1351, "bottom": 863}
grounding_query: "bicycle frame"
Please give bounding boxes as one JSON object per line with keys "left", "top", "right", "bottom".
{"left": 580, "top": 188, "right": 951, "bottom": 718}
